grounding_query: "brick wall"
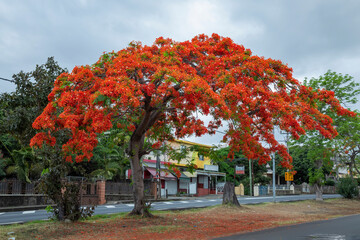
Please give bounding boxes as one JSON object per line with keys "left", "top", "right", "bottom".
{"left": 196, "top": 188, "right": 209, "bottom": 196}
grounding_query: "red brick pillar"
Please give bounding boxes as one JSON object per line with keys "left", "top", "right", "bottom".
{"left": 96, "top": 180, "right": 106, "bottom": 205}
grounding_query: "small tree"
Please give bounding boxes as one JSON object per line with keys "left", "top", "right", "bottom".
{"left": 36, "top": 134, "right": 94, "bottom": 221}
{"left": 291, "top": 71, "right": 359, "bottom": 200}
{"left": 31, "top": 35, "right": 354, "bottom": 216}
{"left": 336, "top": 177, "right": 359, "bottom": 199}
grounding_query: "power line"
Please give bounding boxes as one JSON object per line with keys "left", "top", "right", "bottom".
{"left": 0, "top": 77, "right": 15, "bottom": 83}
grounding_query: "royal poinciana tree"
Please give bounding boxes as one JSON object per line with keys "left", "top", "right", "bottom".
{"left": 30, "top": 34, "right": 354, "bottom": 216}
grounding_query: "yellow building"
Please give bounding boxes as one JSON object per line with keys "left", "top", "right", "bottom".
{"left": 167, "top": 139, "right": 212, "bottom": 169}
{"left": 143, "top": 139, "right": 226, "bottom": 196}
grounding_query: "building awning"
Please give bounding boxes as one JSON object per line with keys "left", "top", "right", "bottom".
{"left": 208, "top": 171, "right": 226, "bottom": 177}
{"left": 196, "top": 170, "right": 226, "bottom": 177}
{"left": 196, "top": 170, "right": 209, "bottom": 176}
{"left": 145, "top": 167, "right": 177, "bottom": 180}
{"left": 179, "top": 172, "right": 190, "bottom": 179}
{"left": 183, "top": 171, "right": 197, "bottom": 178}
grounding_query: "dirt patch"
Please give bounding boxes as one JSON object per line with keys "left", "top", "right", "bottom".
{"left": 1, "top": 198, "right": 360, "bottom": 240}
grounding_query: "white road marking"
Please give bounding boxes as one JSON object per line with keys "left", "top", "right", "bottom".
{"left": 1, "top": 221, "right": 23, "bottom": 225}
{"left": 244, "top": 197, "right": 272, "bottom": 200}
{"left": 126, "top": 204, "right": 134, "bottom": 207}
{"left": 22, "top": 211, "right": 35, "bottom": 214}
{"left": 195, "top": 200, "right": 203, "bottom": 202}
{"left": 180, "top": 201, "right": 189, "bottom": 203}
{"left": 163, "top": 202, "right": 173, "bottom": 205}
{"left": 209, "top": 199, "right": 217, "bottom": 202}
{"left": 105, "top": 205, "right": 115, "bottom": 208}
{"left": 0, "top": 213, "right": 4, "bottom": 215}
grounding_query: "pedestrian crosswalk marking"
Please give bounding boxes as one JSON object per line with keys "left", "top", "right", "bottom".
{"left": 163, "top": 202, "right": 173, "bottom": 204}
{"left": 195, "top": 200, "right": 203, "bottom": 202}
{"left": 126, "top": 204, "right": 134, "bottom": 207}
{"left": 23, "top": 211, "right": 35, "bottom": 214}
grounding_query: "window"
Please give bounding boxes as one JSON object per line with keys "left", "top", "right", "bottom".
{"left": 198, "top": 154, "right": 204, "bottom": 161}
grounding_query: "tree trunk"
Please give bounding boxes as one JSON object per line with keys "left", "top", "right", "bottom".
{"left": 128, "top": 139, "right": 152, "bottom": 217}
{"left": 315, "top": 182, "right": 323, "bottom": 201}
{"left": 314, "top": 158, "right": 323, "bottom": 201}
{"left": 57, "top": 202, "right": 65, "bottom": 221}
{"left": 348, "top": 161, "right": 354, "bottom": 179}
{"left": 222, "top": 182, "right": 240, "bottom": 206}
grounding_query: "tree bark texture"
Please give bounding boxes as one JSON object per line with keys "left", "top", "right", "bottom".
{"left": 315, "top": 183, "right": 323, "bottom": 201}
{"left": 222, "top": 182, "right": 240, "bottom": 206}
{"left": 315, "top": 159, "right": 323, "bottom": 201}
{"left": 128, "top": 138, "right": 152, "bottom": 217}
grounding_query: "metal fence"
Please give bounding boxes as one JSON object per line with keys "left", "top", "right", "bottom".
{"left": 105, "top": 180, "right": 153, "bottom": 195}
{"left": 216, "top": 182, "right": 225, "bottom": 193}
{"left": 259, "top": 186, "right": 268, "bottom": 195}
{"left": 0, "top": 179, "right": 37, "bottom": 194}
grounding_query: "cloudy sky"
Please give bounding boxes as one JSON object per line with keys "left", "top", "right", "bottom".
{"left": 1, "top": 0, "right": 359, "bottom": 145}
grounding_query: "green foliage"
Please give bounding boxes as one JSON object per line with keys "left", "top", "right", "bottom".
{"left": 324, "top": 179, "right": 335, "bottom": 186}
{"left": 356, "top": 178, "right": 360, "bottom": 186}
{"left": 0, "top": 150, "right": 8, "bottom": 178}
{"left": 90, "top": 130, "right": 129, "bottom": 180}
{"left": 336, "top": 177, "right": 359, "bottom": 199}
{"left": 291, "top": 71, "right": 360, "bottom": 188}
{"left": 8, "top": 147, "right": 43, "bottom": 182}
{"left": 309, "top": 168, "right": 324, "bottom": 186}
{"left": 288, "top": 145, "right": 311, "bottom": 184}
{"left": 0, "top": 134, "right": 20, "bottom": 180}
{"left": 0, "top": 57, "right": 67, "bottom": 181}
{"left": 36, "top": 142, "right": 95, "bottom": 221}
{"left": 303, "top": 70, "right": 360, "bottom": 108}
{"left": 0, "top": 57, "right": 67, "bottom": 146}
{"left": 213, "top": 147, "right": 270, "bottom": 195}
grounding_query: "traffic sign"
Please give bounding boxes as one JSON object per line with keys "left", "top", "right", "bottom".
{"left": 285, "top": 172, "right": 293, "bottom": 181}
{"left": 235, "top": 165, "right": 245, "bottom": 175}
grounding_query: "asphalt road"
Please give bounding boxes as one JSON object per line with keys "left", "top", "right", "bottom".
{"left": 214, "top": 214, "right": 360, "bottom": 240}
{"left": 0, "top": 194, "right": 341, "bottom": 225}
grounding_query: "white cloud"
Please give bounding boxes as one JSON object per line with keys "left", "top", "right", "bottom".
{"left": 159, "top": 0, "right": 264, "bottom": 42}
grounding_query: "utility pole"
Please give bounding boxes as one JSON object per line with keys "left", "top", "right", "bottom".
{"left": 272, "top": 128, "right": 276, "bottom": 203}
{"left": 285, "top": 131, "right": 290, "bottom": 188}
{"left": 272, "top": 151, "right": 276, "bottom": 202}
{"left": 156, "top": 151, "right": 161, "bottom": 200}
{"left": 249, "top": 159, "right": 252, "bottom": 196}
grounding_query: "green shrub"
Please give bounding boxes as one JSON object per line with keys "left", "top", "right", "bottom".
{"left": 356, "top": 178, "right": 360, "bottom": 186}
{"left": 336, "top": 177, "right": 359, "bottom": 199}
{"left": 325, "top": 179, "right": 335, "bottom": 186}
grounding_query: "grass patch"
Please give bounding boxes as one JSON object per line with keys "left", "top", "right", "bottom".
{"left": 89, "top": 212, "right": 127, "bottom": 221}
{"left": 0, "top": 221, "right": 55, "bottom": 240}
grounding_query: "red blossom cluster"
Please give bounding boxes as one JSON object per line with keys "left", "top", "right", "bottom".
{"left": 30, "top": 34, "right": 355, "bottom": 168}
{"left": 164, "top": 162, "right": 181, "bottom": 178}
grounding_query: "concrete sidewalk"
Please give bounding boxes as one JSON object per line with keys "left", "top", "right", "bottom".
{"left": 106, "top": 194, "right": 224, "bottom": 204}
